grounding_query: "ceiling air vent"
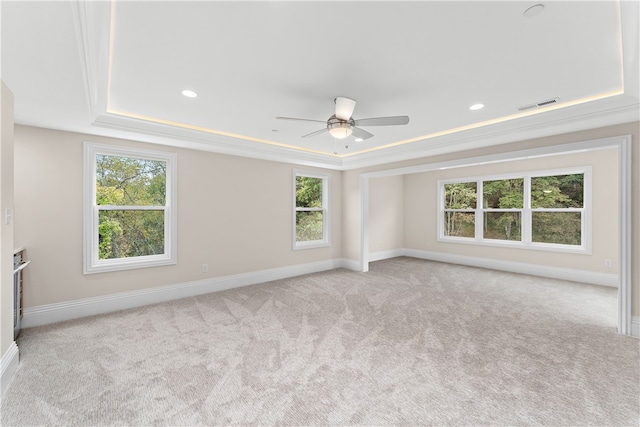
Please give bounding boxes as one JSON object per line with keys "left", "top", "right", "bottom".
{"left": 517, "top": 97, "right": 560, "bottom": 111}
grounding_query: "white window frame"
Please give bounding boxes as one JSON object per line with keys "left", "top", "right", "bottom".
{"left": 293, "top": 170, "right": 330, "bottom": 250}
{"left": 83, "top": 142, "right": 177, "bottom": 274}
{"left": 438, "top": 167, "right": 591, "bottom": 254}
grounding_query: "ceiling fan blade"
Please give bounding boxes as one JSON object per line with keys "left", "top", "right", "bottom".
{"left": 335, "top": 97, "right": 356, "bottom": 121}
{"left": 276, "top": 116, "right": 326, "bottom": 124}
{"left": 351, "top": 127, "right": 374, "bottom": 140}
{"left": 301, "top": 128, "right": 329, "bottom": 138}
{"left": 353, "top": 116, "right": 410, "bottom": 127}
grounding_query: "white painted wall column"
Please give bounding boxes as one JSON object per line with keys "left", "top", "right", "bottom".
{"left": 1, "top": 81, "right": 18, "bottom": 393}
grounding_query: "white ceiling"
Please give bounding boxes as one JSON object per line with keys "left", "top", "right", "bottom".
{"left": 2, "top": 1, "right": 638, "bottom": 170}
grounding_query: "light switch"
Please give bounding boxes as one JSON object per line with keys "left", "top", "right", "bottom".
{"left": 4, "top": 208, "right": 11, "bottom": 225}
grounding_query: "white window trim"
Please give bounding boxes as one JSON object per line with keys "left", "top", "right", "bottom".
{"left": 293, "top": 169, "right": 330, "bottom": 250}
{"left": 438, "top": 167, "right": 591, "bottom": 254}
{"left": 83, "top": 142, "right": 177, "bottom": 274}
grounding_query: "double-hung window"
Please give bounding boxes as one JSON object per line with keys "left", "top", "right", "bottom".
{"left": 439, "top": 168, "right": 589, "bottom": 253}
{"left": 294, "top": 170, "right": 330, "bottom": 249}
{"left": 84, "top": 143, "right": 177, "bottom": 274}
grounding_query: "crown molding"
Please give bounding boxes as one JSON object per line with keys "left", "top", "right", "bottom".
{"left": 92, "top": 112, "right": 344, "bottom": 170}
{"left": 88, "top": 97, "right": 638, "bottom": 171}
{"left": 340, "top": 99, "right": 639, "bottom": 170}
{"left": 71, "top": 0, "right": 111, "bottom": 122}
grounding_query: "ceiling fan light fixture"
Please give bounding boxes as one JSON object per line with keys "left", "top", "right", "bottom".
{"left": 328, "top": 125, "right": 353, "bottom": 139}
{"left": 327, "top": 115, "right": 354, "bottom": 139}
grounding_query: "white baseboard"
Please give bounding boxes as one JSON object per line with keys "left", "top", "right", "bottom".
{"left": 340, "top": 258, "right": 363, "bottom": 272}
{"left": 1, "top": 342, "right": 19, "bottom": 395}
{"left": 632, "top": 317, "right": 640, "bottom": 338}
{"left": 398, "top": 249, "right": 619, "bottom": 288}
{"left": 369, "top": 249, "right": 406, "bottom": 262}
{"left": 23, "top": 258, "right": 346, "bottom": 329}
{"left": 19, "top": 252, "right": 625, "bottom": 329}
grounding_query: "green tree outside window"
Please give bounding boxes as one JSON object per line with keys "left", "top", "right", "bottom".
{"left": 96, "top": 155, "right": 166, "bottom": 260}
{"left": 295, "top": 175, "right": 326, "bottom": 243}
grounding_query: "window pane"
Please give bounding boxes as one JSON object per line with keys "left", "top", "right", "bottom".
{"left": 296, "top": 176, "right": 323, "bottom": 208}
{"left": 296, "top": 211, "right": 323, "bottom": 242}
{"left": 531, "top": 174, "right": 583, "bottom": 208}
{"left": 483, "top": 212, "right": 521, "bottom": 241}
{"left": 443, "top": 211, "right": 475, "bottom": 237}
{"left": 483, "top": 178, "right": 523, "bottom": 209}
{"left": 96, "top": 155, "right": 166, "bottom": 206}
{"left": 99, "top": 210, "right": 165, "bottom": 259}
{"left": 532, "top": 212, "right": 582, "bottom": 245}
{"left": 444, "top": 182, "right": 477, "bottom": 209}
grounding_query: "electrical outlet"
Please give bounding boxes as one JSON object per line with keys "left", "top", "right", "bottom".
{"left": 604, "top": 259, "right": 612, "bottom": 268}
{"left": 202, "top": 264, "right": 208, "bottom": 273}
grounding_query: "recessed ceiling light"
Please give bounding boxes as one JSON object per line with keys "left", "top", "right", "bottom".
{"left": 181, "top": 89, "right": 198, "bottom": 98}
{"left": 523, "top": 4, "right": 545, "bottom": 18}
{"left": 354, "top": 138, "right": 364, "bottom": 142}
{"left": 469, "top": 103, "right": 485, "bottom": 111}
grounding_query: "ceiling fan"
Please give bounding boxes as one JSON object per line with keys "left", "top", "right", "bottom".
{"left": 276, "top": 97, "right": 409, "bottom": 141}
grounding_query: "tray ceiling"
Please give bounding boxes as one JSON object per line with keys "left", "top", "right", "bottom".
{"left": 2, "top": 1, "right": 638, "bottom": 169}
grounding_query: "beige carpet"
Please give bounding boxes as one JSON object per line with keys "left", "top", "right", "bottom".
{"left": 2, "top": 257, "right": 639, "bottom": 426}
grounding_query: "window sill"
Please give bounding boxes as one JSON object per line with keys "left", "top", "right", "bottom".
{"left": 437, "top": 236, "right": 590, "bottom": 255}
{"left": 84, "top": 255, "right": 176, "bottom": 275}
{"left": 293, "top": 241, "right": 331, "bottom": 251}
